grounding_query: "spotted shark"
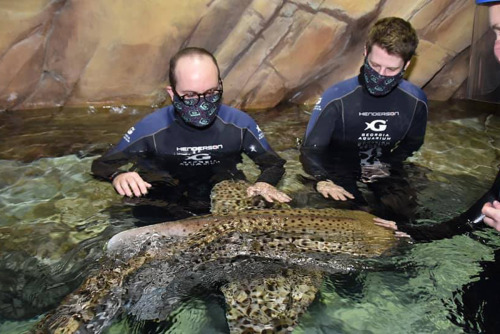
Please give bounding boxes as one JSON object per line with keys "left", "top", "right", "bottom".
{"left": 33, "top": 180, "right": 404, "bottom": 333}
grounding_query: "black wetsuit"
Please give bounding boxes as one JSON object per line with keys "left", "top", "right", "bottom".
{"left": 300, "top": 76, "right": 428, "bottom": 220}
{"left": 92, "top": 104, "right": 285, "bottom": 221}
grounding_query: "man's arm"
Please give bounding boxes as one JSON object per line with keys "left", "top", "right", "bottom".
{"left": 376, "top": 169, "right": 500, "bottom": 241}
{"left": 92, "top": 108, "right": 179, "bottom": 197}
{"left": 250, "top": 151, "right": 287, "bottom": 186}
{"left": 91, "top": 116, "right": 158, "bottom": 197}
{"left": 239, "top": 117, "right": 291, "bottom": 203}
{"left": 91, "top": 150, "right": 132, "bottom": 181}
{"left": 244, "top": 147, "right": 291, "bottom": 203}
{"left": 300, "top": 100, "right": 355, "bottom": 200}
{"left": 299, "top": 146, "right": 331, "bottom": 183}
{"left": 91, "top": 145, "right": 154, "bottom": 197}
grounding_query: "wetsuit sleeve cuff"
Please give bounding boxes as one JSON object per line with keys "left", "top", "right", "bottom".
{"left": 255, "top": 176, "right": 279, "bottom": 186}
{"left": 313, "top": 174, "right": 329, "bottom": 182}
{"left": 109, "top": 170, "right": 126, "bottom": 182}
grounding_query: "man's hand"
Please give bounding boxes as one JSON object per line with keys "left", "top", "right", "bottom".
{"left": 373, "top": 217, "right": 411, "bottom": 238}
{"left": 112, "top": 172, "right": 152, "bottom": 197}
{"left": 316, "top": 180, "right": 354, "bottom": 201}
{"left": 246, "top": 182, "right": 291, "bottom": 203}
{"left": 482, "top": 200, "right": 500, "bottom": 232}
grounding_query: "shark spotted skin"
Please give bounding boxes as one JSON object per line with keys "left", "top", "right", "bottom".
{"left": 33, "top": 180, "right": 399, "bottom": 333}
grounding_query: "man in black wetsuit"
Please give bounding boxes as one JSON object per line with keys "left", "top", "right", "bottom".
{"left": 92, "top": 47, "right": 290, "bottom": 222}
{"left": 482, "top": 3, "right": 500, "bottom": 231}
{"left": 300, "top": 17, "right": 427, "bottom": 221}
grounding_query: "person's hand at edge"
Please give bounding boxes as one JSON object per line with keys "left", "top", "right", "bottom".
{"left": 482, "top": 200, "right": 500, "bottom": 232}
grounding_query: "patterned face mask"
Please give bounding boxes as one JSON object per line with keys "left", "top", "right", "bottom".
{"left": 361, "top": 58, "right": 405, "bottom": 96}
{"left": 173, "top": 94, "right": 221, "bottom": 128}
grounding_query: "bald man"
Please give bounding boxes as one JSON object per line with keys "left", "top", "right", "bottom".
{"left": 92, "top": 47, "right": 290, "bottom": 223}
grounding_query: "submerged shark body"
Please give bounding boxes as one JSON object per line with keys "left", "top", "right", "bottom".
{"left": 35, "top": 180, "right": 400, "bottom": 333}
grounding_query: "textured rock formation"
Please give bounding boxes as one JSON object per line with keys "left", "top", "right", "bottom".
{"left": 0, "top": 0, "right": 476, "bottom": 110}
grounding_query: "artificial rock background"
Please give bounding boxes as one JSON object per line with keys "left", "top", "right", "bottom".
{"left": 0, "top": 0, "right": 475, "bottom": 111}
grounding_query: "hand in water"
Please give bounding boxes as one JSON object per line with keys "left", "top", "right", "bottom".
{"left": 482, "top": 200, "right": 500, "bottom": 232}
{"left": 112, "top": 172, "right": 152, "bottom": 197}
{"left": 246, "top": 182, "right": 291, "bottom": 203}
{"left": 373, "top": 217, "right": 411, "bottom": 238}
{"left": 316, "top": 180, "right": 354, "bottom": 201}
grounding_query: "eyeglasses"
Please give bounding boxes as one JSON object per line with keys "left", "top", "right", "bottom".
{"left": 173, "top": 80, "right": 223, "bottom": 106}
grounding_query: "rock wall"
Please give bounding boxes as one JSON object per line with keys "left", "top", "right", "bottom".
{"left": 0, "top": 0, "right": 475, "bottom": 110}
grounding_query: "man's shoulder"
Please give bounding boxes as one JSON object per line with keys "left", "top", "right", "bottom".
{"left": 322, "top": 77, "right": 361, "bottom": 102}
{"left": 217, "top": 105, "right": 266, "bottom": 140}
{"left": 129, "top": 106, "right": 175, "bottom": 137}
{"left": 217, "top": 105, "right": 256, "bottom": 127}
{"left": 397, "top": 80, "right": 428, "bottom": 103}
{"left": 311, "top": 77, "right": 360, "bottom": 113}
{"left": 142, "top": 106, "right": 174, "bottom": 121}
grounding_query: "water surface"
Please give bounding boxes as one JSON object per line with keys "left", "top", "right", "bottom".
{"left": 0, "top": 100, "right": 499, "bottom": 333}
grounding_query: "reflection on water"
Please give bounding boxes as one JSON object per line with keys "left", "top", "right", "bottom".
{"left": 0, "top": 100, "right": 499, "bottom": 333}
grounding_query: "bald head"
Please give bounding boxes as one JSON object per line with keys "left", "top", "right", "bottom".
{"left": 168, "top": 47, "right": 220, "bottom": 88}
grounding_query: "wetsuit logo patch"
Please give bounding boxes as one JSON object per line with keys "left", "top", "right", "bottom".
{"left": 359, "top": 111, "right": 399, "bottom": 117}
{"left": 313, "top": 98, "right": 322, "bottom": 111}
{"left": 256, "top": 125, "right": 265, "bottom": 140}
{"left": 176, "top": 145, "right": 223, "bottom": 166}
{"left": 123, "top": 126, "right": 135, "bottom": 143}
{"left": 185, "top": 153, "right": 211, "bottom": 161}
{"left": 364, "top": 120, "right": 387, "bottom": 132}
{"left": 180, "top": 153, "right": 220, "bottom": 166}
{"left": 358, "top": 119, "right": 392, "bottom": 150}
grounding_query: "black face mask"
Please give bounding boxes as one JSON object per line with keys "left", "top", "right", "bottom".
{"left": 360, "top": 58, "right": 405, "bottom": 96}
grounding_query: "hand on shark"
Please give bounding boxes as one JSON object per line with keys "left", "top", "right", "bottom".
{"left": 373, "top": 217, "right": 411, "bottom": 238}
{"left": 246, "top": 181, "right": 292, "bottom": 203}
{"left": 316, "top": 180, "right": 355, "bottom": 201}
